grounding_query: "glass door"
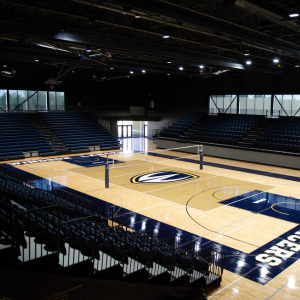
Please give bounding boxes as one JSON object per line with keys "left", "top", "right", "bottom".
{"left": 118, "top": 125, "right": 132, "bottom": 138}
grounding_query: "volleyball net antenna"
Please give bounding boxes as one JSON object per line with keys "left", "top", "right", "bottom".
{"left": 101, "top": 145, "right": 204, "bottom": 189}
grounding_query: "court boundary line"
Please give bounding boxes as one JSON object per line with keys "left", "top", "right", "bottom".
{"left": 16, "top": 158, "right": 300, "bottom": 249}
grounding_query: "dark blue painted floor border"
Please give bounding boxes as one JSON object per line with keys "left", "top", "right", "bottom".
{"left": 2, "top": 158, "right": 300, "bottom": 285}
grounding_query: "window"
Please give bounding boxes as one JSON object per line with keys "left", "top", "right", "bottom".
{"left": 0, "top": 90, "right": 7, "bottom": 110}
{"left": 37, "top": 91, "right": 47, "bottom": 110}
{"left": 209, "top": 95, "right": 237, "bottom": 114}
{"left": 239, "top": 95, "right": 271, "bottom": 115}
{"left": 9, "top": 90, "right": 18, "bottom": 110}
{"left": 49, "top": 91, "right": 65, "bottom": 110}
{"left": 274, "top": 94, "right": 300, "bottom": 116}
{"left": 28, "top": 91, "right": 38, "bottom": 110}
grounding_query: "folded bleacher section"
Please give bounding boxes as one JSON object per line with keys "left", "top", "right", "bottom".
{"left": 39, "top": 113, "right": 120, "bottom": 153}
{"left": 190, "top": 114, "right": 263, "bottom": 145}
{"left": 0, "top": 167, "right": 225, "bottom": 289}
{"left": 253, "top": 116, "right": 300, "bottom": 153}
{"left": 0, "top": 114, "right": 56, "bottom": 160}
{"left": 160, "top": 113, "right": 204, "bottom": 138}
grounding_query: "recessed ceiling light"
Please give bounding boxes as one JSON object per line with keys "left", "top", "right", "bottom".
{"left": 246, "top": 60, "right": 252, "bottom": 65}
{"left": 86, "top": 44, "right": 92, "bottom": 52}
{"left": 167, "top": 74, "right": 170, "bottom": 75}
{"left": 162, "top": 28, "right": 170, "bottom": 39}
{"left": 295, "top": 65, "right": 300, "bottom": 68}
{"left": 289, "top": 13, "right": 300, "bottom": 18}
{"left": 179, "top": 67, "right": 183, "bottom": 70}
{"left": 199, "top": 65, "right": 204, "bottom": 69}
{"left": 110, "top": 67, "right": 114, "bottom": 69}
{"left": 130, "top": 71, "right": 134, "bottom": 74}
{"left": 135, "top": 13, "right": 140, "bottom": 19}
{"left": 142, "top": 70, "right": 146, "bottom": 73}
{"left": 273, "top": 58, "right": 279, "bottom": 63}
{"left": 244, "top": 53, "right": 250, "bottom": 56}
{"left": 167, "top": 58, "right": 171, "bottom": 63}
{"left": 3, "top": 65, "right": 6, "bottom": 67}
{"left": 35, "top": 59, "right": 39, "bottom": 62}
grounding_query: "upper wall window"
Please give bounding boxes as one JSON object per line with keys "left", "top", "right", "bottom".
{"left": 0, "top": 90, "right": 7, "bottom": 110}
{"left": 49, "top": 91, "right": 65, "bottom": 110}
{"left": 274, "top": 94, "right": 300, "bottom": 116}
{"left": 209, "top": 95, "right": 237, "bottom": 114}
{"left": 239, "top": 95, "right": 271, "bottom": 115}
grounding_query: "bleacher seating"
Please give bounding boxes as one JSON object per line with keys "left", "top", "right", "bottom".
{"left": 160, "top": 113, "right": 204, "bottom": 138}
{"left": 190, "top": 114, "right": 263, "bottom": 145}
{"left": 253, "top": 116, "right": 300, "bottom": 153}
{"left": 39, "top": 113, "right": 120, "bottom": 152}
{"left": 0, "top": 113, "right": 56, "bottom": 160}
{"left": 0, "top": 168, "right": 224, "bottom": 289}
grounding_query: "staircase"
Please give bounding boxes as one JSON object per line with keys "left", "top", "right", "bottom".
{"left": 238, "top": 117, "right": 276, "bottom": 148}
{"left": 183, "top": 115, "right": 212, "bottom": 140}
{"left": 27, "top": 114, "right": 69, "bottom": 155}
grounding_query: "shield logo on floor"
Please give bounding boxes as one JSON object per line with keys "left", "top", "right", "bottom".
{"left": 130, "top": 171, "right": 199, "bottom": 183}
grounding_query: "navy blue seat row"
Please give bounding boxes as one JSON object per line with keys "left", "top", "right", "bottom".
{"left": 0, "top": 114, "right": 56, "bottom": 159}
{"left": 40, "top": 113, "right": 120, "bottom": 151}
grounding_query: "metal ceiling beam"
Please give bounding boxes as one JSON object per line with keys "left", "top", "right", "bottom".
{"left": 0, "top": 16, "right": 246, "bottom": 69}
{"left": 0, "top": 47, "right": 201, "bottom": 76}
{"left": 112, "top": 0, "right": 300, "bottom": 57}
{"left": 235, "top": 0, "right": 300, "bottom": 34}
{"left": 0, "top": 15, "right": 282, "bottom": 74}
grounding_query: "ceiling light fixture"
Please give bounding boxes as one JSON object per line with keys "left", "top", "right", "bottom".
{"left": 130, "top": 71, "right": 134, "bottom": 74}
{"left": 3, "top": 65, "right": 6, "bottom": 67}
{"left": 166, "top": 58, "right": 171, "bottom": 64}
{"left": 289, "top": 13, "right": 299, "bottom": 18}
{"left": 142, "top": 70, "right": 146, "bottom": 73}
{"left": 86, "top": 44, "right": 92, "bottom": 52}
{"left": 273, "top": 58, "right": 279, "bottom": 63}
{"left": 162, "top": 28, "right": 170, "bottom": 39}
{"left": 110, "top": 67, "right": 114, "bottom": 69}
{"left": 246, "top": 60, "right": 252, "bottom": 65}
{"left": 167, "top": 74, "right": 170, "bottom": 75}
{"left": 179, "top": 67, "right": 183, "bottom": 70}
{"left": 35, "top": 59, "right": 39, "bottom": 62}
{"left": 199, "top": 65, "right": 204, "bottom": 69}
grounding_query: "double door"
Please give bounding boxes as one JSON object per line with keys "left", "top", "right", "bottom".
{"left": 118, "top": 125, "right": 132, "bottom": 138}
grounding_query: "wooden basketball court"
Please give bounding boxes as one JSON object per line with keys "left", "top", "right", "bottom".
{"left": 2, "top": 139, "right": 300, "bottom": 299}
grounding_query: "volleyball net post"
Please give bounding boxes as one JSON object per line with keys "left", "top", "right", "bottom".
{"left": 105, "top": 154, "right": 109, "bottom": 188}
{"left": 198, "top": 145, "right": 204, "bottom": 170}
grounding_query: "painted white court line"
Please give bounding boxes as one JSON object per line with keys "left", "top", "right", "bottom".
{"left": 18, "top": 157, "right": 299, "bottom": 245}
{"left": 144, "top": 175, "right": 219, "bottom": 194}
{"left": 207, "top": 265, "right": 260, "bottom": 299}
{"left": 36, "top": 162, "right": 282, "bottom": 241}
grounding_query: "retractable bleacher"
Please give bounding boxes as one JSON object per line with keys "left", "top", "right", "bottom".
{"left": 39, "top": 113, "right": 120, "bottom": 153}
{"left": 0, "top": 114, "right": 56, "bottom": 160}
{"left": 253, "top": 116, "right": 300, "bottom": 153}
{"left": 160, "top": 113, "right": 204, "bottom": 138}
{"left": 0, "top": 167, "right": 225, "bottom": 291}
{"left": 190, "top": 114, "right": 263, "bottom": 146}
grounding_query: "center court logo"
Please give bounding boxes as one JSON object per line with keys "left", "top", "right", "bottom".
{"left": 130, "top": 171, "right": 199, "bottom": 184}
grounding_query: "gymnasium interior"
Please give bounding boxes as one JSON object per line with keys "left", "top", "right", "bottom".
{"left": 1, "top": 1, "right": 300, "bottom": 299}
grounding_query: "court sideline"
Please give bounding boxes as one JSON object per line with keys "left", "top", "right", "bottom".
{"left": 1, "top": 137, "right": 300, "bottom": 299}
